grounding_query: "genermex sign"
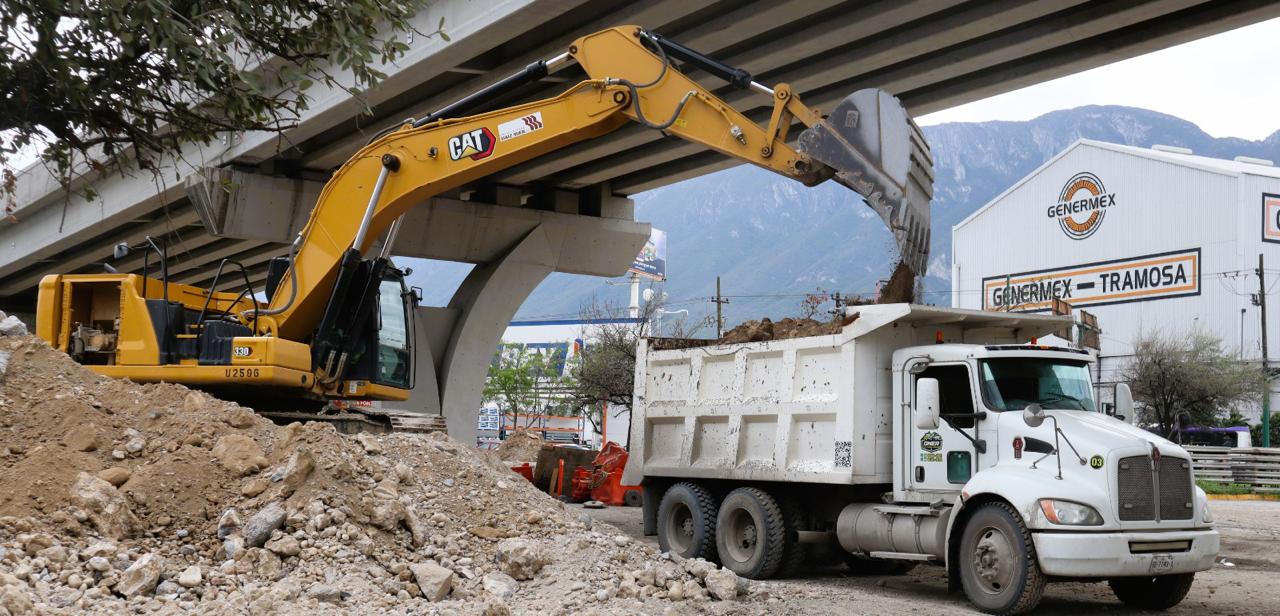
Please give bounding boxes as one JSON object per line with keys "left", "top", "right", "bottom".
{"left": 1048, "top": 172, "right": 1117, "bottom": 240}
{"left": 983, "top": 248, "right": 1200, "bottom": 312}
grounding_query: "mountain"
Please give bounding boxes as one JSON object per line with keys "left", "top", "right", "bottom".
{"left": 405, "top": 106, "right": 1280, "bottom": 332}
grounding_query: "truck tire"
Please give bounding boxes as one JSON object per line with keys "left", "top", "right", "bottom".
{"left": 715, "top": 487, "right": 786, "bottom": 579}
{"left": 958, "top": 502, "right": 1046, "bottom": 615}
{"left": 657, "top": 482, "right": 718, "bottom": 560}
{"left": 1108, "top": 573, "right": 1195, "bottom": 610}
{"left": 843, "top": 553, "right": 917, "bottom": 575}
{"left": 774, "top": 494, "right": 808, "bottom": 578}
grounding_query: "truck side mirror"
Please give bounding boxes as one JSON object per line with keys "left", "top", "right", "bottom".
{"left": 1023, "top": 403, "right": 1045, "bottom": 428}
{"left": 1115, "top": 383, "right": 1134, "bottom": 424}
{"left": 914, "top": 377, "right": 940, "bottom": 430}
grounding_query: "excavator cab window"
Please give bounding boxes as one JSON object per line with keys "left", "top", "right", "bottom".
{"left": 373, "top": 276, "right": 413, "bottom": 388}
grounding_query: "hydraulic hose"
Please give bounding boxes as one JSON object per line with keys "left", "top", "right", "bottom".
{"left": 241, "top": 233, "right": 302, "bottom": 322}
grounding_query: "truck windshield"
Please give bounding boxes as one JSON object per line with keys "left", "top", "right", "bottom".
{"left": 979, "top": 359, "right": 1096, "bottom": 412}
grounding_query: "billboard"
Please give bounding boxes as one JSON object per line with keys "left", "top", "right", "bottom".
{"left": 1263, "top": 193, "right": 1280, "bottom": 244}
{"left": 628, "top": 228, "right": 667, "bottom": 281}
{"left": 982, "top": 248, "right": 1200, "bottom": 312}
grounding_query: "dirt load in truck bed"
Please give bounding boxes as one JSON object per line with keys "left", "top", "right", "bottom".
{"left": 0, "top": 332, "right": 759, "bottom": 614}
{"left": 700, "top": 260, "right": 917, "bottom": 347}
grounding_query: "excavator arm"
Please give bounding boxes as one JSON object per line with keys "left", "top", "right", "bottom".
{"left": 37, "top": 25, "right": 933, "bottom": 402}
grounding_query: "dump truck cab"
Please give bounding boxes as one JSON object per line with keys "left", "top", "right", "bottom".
{"left": 895, "top": 344, "right": 1218, "bottom": 584}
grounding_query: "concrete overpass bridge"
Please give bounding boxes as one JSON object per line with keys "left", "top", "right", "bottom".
{"left": 9, "top": 0, "right": 1280, "bottom": 441}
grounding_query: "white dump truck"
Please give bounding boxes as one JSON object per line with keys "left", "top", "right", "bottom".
{"left": 622, "top": 304, "right": 1218, "bottom": 615}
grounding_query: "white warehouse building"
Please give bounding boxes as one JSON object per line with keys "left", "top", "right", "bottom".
{"left": 952, "top": 139, "right": 1280, "bottom": 419}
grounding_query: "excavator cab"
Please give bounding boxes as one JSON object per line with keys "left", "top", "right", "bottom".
{"left": 343, "top": 269, "right": 417, "bottom": 391}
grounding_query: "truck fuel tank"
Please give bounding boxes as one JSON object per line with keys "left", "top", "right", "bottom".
{"left": 837, "top": 503, "right": 952, "bottom": 561}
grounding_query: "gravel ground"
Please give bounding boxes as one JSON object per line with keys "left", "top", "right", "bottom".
{"left": 581, "top": 499, "right": 1280, "bottom": 615}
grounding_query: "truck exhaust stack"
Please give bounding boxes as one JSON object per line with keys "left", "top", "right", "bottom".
{"left": 797, "top": 89, "right": 935, "bottom": 275}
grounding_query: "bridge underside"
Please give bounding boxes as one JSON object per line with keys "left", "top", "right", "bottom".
{"left": 5, "top": 0, "right": 1277, "bottom": 307}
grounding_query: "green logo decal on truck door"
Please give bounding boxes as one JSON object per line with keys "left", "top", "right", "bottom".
{"left": 921, "top": 431, "right": 943, "bottom": 452}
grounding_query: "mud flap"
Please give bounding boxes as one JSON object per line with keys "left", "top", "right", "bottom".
{"left": 797, "top": 89, "right": 934, "bottom": 274}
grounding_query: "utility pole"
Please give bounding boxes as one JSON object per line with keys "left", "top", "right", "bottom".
{"left": 711, "top": 277, "right": 730, "bottom": 337}
{"left": 829, "top": 292, "right": 847, "bottom": 319}
{"left": 1257, "top": 254, "right": 1272, "bottom": 447}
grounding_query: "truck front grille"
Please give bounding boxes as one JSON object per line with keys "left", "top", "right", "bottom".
{"left": 1117, "top": 456, "right": 1155, "bottom": 521}
{"left": 1116, "top": 454, "right": 1194, "bottom": 522}
{"left": 1159, "top": 457, "right": 1194, "bottom": 520}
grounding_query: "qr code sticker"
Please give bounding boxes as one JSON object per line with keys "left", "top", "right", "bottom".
{"left": 834, "top": 441, "right": 852, "bottom": 467}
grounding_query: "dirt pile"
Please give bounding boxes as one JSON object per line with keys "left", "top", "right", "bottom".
{"left": 494, "top": 429, "right": 543, "bottom": 464}
{"left": 717, "top": 314, "right": 855, "bottom": 345}
{"left": 0, "top": 334, "right": 763, "bottom": 614}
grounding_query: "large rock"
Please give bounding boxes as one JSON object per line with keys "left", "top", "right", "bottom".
{"left": 307, "top": 583, "right": 342, "bottom": 604}
{"left": 481, "top": 572, "right": 519, "bottom": 598}
{"left": 63, "top": 423, "right": 99, "bottom": 452}
{"left": 70, "top": 472, "right": 137, "bottom": 539}
{"left": 115, "top": 553, "right": 165, "bottom": 598}
{"left": 177, "top": 565, "right": 202, "bottom": 588}
{"left": 495, "top": 538, "right": 547, "bottom": 580}
{"left": 217, "top": 509, "right": 240, "bottom": 539}
{"left": 0, "top": 586, "right": 33, "bottom": 616}
{"left": 355, "top": 434, "right": 382, "bottom": 455}
{"left": 369, "top": 499, "right": 407, "bottom": 532}
{"left": 0, "top": 316, "right": 27, "bottom": 336}
{"left": 212, "top": 435, "right": 269, "bottom": 476}
{"left": 242, "top": 502, "right": 286, "bottom": 548}
{"left": 269, "top": 449, "right": 314, "bottom": 496}
{"left": 703, "top": 568, "right": 739, "bottom": 601}
{"left": 96, "top": 467, "right": 131, "bottom": 487}
{"left": 265, "top": 534, "right": 300, "bottom": 558}
{"left": 409, "top": 562, "right": 453, "bottom": 602}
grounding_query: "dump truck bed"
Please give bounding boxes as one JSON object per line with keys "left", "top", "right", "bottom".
{"left": 624, "top": 303, "right": 1073, "bottom": 486}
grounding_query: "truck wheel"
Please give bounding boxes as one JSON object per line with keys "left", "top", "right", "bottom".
{"left": 657, "top": 482, "right": 718, "bottom": 560}
{"left": 715, "top": 487, "right": 786, "bottom": 579}
{"left": 958, "top": 502, "right": 1046, "bottom": 615}
{"left": 844, "top": 553, "right": 917, "bottom": 575}
{"left": 774, "top": 494, "right": 807, "bottom": 578}
{"left": 1108, "top": 573, "right": 1195, "bottom": 610}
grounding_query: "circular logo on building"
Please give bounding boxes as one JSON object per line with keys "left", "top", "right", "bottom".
{"left": 1048, "top": 172, "right": 1117, "bottom": 240}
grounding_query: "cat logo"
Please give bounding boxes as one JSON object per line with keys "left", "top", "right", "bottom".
{"left": 447, "top": 127, "right": 496, "bottom": 161}
{"left": 1047, "top": 172, "right": 1117, "bottom": 240}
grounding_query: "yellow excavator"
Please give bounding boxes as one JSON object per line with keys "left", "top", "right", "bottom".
{"left": 35, "top": 25, "right": 933, "bottom": 406}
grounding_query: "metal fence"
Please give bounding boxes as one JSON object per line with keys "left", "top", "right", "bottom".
{"left": 1186, "top": 446, "right": 1280, "bottom": 493}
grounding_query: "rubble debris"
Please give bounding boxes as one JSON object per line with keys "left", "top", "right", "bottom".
{"left": 0, "top": 335, "right": 760, "bottom": 613}
{"left": 495, "top": 428, "right": 543, "bottom": 462}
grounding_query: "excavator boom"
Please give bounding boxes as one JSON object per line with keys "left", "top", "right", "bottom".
{"left": 36, "top": 25, "right": 934, "bottom": 405}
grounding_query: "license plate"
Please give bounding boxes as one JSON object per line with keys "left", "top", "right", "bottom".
{"left": 1148, "top": 554, "right": 1175, "bottom": 574}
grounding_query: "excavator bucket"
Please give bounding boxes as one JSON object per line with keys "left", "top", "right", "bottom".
{"left": 797, "top": 89, "right": 934, "bottom": 274}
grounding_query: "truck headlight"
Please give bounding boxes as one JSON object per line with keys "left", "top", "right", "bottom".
{"left": 1038, "top": 499, "right": 1103, "bottom": 526}
{"left": 1199, "top": 492, "right": 1213, "bottom": 524}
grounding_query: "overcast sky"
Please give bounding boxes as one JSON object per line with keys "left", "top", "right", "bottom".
{"left": 918, "top": 16, "right": 1280, "bottom": 141}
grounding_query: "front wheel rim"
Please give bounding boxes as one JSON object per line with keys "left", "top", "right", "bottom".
{"left": 971, "top": 525, "right": 1016, "bottom": 595}
{"left": 665, "top": 503, "right": 694, "bottom": 553}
